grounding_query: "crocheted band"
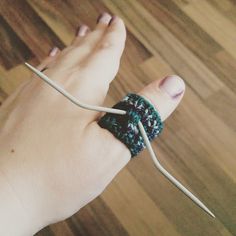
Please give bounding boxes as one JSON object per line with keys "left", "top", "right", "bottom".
{"left": 98, "top": 93, "right": 164, "bottom": 157}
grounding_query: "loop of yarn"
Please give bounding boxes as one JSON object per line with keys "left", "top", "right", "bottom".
{"left": 98, "top": 93, "right": 163, "bottom": 157}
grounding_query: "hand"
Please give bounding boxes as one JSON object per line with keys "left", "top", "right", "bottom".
{"left": 0, "top": 13, "right": 185, "bottom": 235}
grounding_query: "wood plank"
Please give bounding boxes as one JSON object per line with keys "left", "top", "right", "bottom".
{"left": 103, "top": 0, "right": 224, "bottom": 99}
{"left": 0, "top": 64, "right": 31, "bottom": 96}
{"left": 0, "top": 0, "right": 64, "bottom": 60}
{"left": 181, "top": 0, "right": 236, "bottom": 60}
{"left": 139, "top": 0, "right": 236, "bottom": 94}
{"left": 102, "top": 169, "right": 181, "bottom": 236}
{"left": 64, "top": 197, "right": 129, "bottom": 236}
{"left": 138, "top": 55, "right": 236, "bottom": 234}
{"left": 27, "top": 0, "right": 75, "bottom": 46}
{"left": 0, "top": 15, "right": 32, "bottom": 69}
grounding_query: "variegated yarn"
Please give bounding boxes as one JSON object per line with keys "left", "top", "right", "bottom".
{"left": 98, "top": 93, "right": 163, "bottom": 157}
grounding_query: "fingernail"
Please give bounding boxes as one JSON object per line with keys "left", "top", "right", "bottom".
{"left": 109, "top": 15, "right": 118, "bottom": 25}
{"left": 77, "top": 25, "right": 88, "bottom": 37}
{"left": 97, "top": 12, "right": 111, "bottom": 24}
{"left": 49, "top": 47, "right": 58, "bottom": 57}
{"left": 159, "top": 75, "right": 185, "bottom": 98}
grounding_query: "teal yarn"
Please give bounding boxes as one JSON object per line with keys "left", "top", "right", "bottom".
{"left": 98, "top": 93, "right": 164, "bottom": 157}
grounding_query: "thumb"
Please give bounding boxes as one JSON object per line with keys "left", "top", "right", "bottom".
{"left": 98, "top": 75, "right": 185, "bottom": 169}
{"left": 139, "top": 75, "right": 185, "bottom": 121}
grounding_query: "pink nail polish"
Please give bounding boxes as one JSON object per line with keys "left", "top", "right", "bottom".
{"left": 159, "top": 75, "right": 185, "bottom": 98}
{"left": 109, "top": 16, "right": 118, "bottom": 25}
{"left": 49, "top": 47, "right": 58, "bottom": 57}
{"left": 97, "top": 12, "right": 111, "bottom": 24}
{"left": 77, "top": 25, "right": 88, "bottom": 37}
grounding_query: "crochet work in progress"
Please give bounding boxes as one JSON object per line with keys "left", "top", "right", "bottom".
{"left": 24, "top": 62, "right": 216, "bottom": 218}
{"left": 98, "top": 93, "right": 164, "bottom": 157}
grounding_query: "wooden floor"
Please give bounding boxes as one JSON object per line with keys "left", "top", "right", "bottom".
{"left": 0, "top": 0, "right": 236, "bottom": 235}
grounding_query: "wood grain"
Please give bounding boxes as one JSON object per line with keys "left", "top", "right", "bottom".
{"left": 0, "top": 0, "right": 235, "bottom": 235}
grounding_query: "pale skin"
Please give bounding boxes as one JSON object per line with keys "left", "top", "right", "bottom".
{"left": 0, "top": 13, "right": 185, "bottom": 235}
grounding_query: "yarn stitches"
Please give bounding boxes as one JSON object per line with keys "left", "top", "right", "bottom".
{"left": 98, "top": 93, "right": 163, "bottom": 157}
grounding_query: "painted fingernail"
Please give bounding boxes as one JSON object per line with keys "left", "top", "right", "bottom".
{"left": 97, "top": 12, "right": 111, "bottom": 24}
{"left": 109, "top": 15, "right": 118, "bottom": 25}
{"left": 77, "top": 25, "right": 88, "bottom": 37}
{"left": 49, "top": 47, "right": 58, "bottom": 57}
{"left": 159, "top": 75, "right": 185, "bottom": 98}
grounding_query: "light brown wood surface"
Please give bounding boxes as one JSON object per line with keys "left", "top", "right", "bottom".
{"left": 0, "top": 0, "right": 235, "bottom": 235}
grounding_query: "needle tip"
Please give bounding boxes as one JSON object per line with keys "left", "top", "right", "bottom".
{"left": 209, "top": 212, "right": 216, "bottom": 218}
{"left": 24, "top": 62, "right": 36, "bottom": 72}
{"left": 24, "top": 62, "right": 31, "bottom": 69}
{"left": 205, "top": 208, "right": 216, "bottom": 218}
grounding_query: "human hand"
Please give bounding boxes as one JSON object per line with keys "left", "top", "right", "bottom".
{"left": 0, "top": 13, "right": 185, "bottom": 235}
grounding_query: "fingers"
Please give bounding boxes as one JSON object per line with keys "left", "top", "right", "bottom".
{"left": 77, "top": 25, "right": 89, "bottom": 37}
{"left": 71, "top": 13, "right": 112, "bottom": 49}
{"left": 55, "top": 13, "right": 115, "bottom": 78}
{"left": 36, "top": 47, "right": 60, "bottom": 72}
{"left": 72, "top": 12, "right": 111, "bottom": 46}
{"left": 86, "top": 16, "right": 126, "bottom": 83}
{"left": 96, "top": 12, "right": 113, "bottom": 29}
{"left": 79, "top": 12, "right": 112, "bottom": 45}
{"left": 71, "top": 25, "right": 90, "bottom": 45}
{"left": 67, "top": 16, "right": 126, "bottom": 109}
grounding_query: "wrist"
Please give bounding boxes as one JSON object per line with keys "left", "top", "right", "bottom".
{"left": 0, "top": 169, "right": 37, "bottom": 235}
{"left": 0, "top": 144, "right": 46, "bottom": 236}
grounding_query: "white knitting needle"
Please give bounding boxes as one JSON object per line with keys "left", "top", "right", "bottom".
{"left": 24, "top": 62, "right": 215, "bottom": 218}
{"left": 138, "top": 121, "right": 215, "bottom": 218}
{"left": 24, "top": 63, "right": 126, "bottom": 115}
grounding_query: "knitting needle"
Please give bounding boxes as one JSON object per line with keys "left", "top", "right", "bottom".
{"left": 24, "top": 63, "right": 126, "bottom": 115}
{"left": 24, "top": 62, "right": 215, "bottom": 218}
{"left": 138, "top": 121, "right": 215, "bottom": 218}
